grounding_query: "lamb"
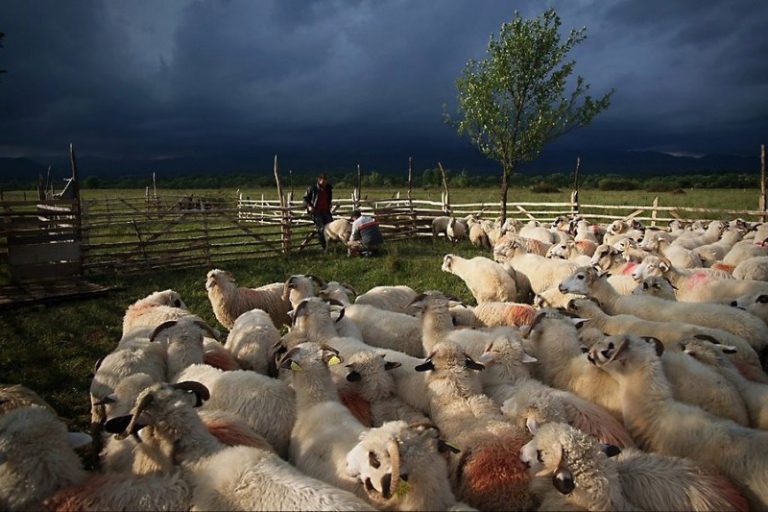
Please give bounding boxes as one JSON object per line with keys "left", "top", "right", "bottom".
{"left": 520, "top": 421, "right": 747, "bottom": 511}
{"left": 354, "top": 285, "right": 418, "bottom": 313}
{"left": 566, "top": 297, "right": 765, "bottom": 382}
{"left": 441, "top": 254, "right": 517, "bottom": 304}
{"left": 446, "top": 216, "right": 467, "bottom": 242}
{"left": 733, "top": 292, "right": 768, "bottom": 326}
{"left": 632, "top": 254, "right": 768, "bottom": 305}
{"left": 205, "top": 268, "right": 291, "bottom": 329}
{"left": 431, "top": 216, "right": 451, "bottom": 239}
{"left": 281, "top": 342, "right": 370, "bottom": 497}
{"left": 415, "top": 341, "right": 532, "bottom": 511}
{"left": 105, "top": 381, "right": 373, "bottom": 511}
{"left": 324, "top": 218, "right": 353, "bottom": 248}
{"left": 467, "top": 217, "right": 491, "bottom": 249}
{"left": 121, "top": 289, "right": 188, "bottom": 335}
{"left": 559, "top": 266, "right": 768, "bottom": 370}
{"left": 174, "top": 363, "right": 296, "bottom": 458}
{"left": 223, "top": 309, "right": 281, "bottom": 374}
{"left": 588, "top": 334, "right": 768, "bottom": 509}
{"left": 734, "top": 256, "right": 768, "bottom": 281}
{"left": 345, "top": 421, "right": 468, "bottom": 511}
{"left": 0, "top": 406, "right": 88, "bottom": 511}
{"left": 683, "top": 338, "right": 768, "bottom": 429}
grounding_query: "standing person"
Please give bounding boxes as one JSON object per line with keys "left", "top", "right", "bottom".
{"left": 303, "top": 173, "right": 333, "bottom": 250}
{"left": 347, "top": 210, "right": 384, "bottom": 257}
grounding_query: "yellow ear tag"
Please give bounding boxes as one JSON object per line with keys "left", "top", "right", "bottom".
{"left": 327, "top": 355, "right": 341, "bottom": 366}
{"left": 395, "top": 480, "right": 411, "bottom": 497}
{"left": 290, "top": 361, "right": 303, "bottom": 372}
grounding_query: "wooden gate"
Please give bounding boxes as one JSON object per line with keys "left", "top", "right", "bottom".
{"left": 2, "top": 200, "right": 82, "bottom": 283}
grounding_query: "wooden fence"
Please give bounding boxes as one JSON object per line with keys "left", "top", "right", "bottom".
{"left": 2, "top": 190, "right": 768, "bottom": 281}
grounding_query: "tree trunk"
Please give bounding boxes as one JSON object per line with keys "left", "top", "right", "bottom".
{"left": 500, "top": 165, "right": 511, "bottom": 222}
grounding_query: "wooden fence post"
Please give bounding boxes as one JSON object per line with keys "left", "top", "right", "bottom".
{"left": 273, "top": 155, "right": 289, "bottom": 254}
{"left": 570, "top": 190, "right": 579, "bottom": 217}
{"left": 355, "top": 164, "right": 362, "bottom": 211}
{"left": 438, "top": 162, "right": 450, "bottom": 215}
{"left": 408, "top": 156, "right": 416, "bottom": 235}
{"left": 760, "top": 144, "right": 766, "bottom": 223}
{"left": 651, "top": 196, "right": 659, "bottom": 227}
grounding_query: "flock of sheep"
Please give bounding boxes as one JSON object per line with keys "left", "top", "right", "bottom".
{"left": 3, "top": 213, "right": 768, "bottom": 511}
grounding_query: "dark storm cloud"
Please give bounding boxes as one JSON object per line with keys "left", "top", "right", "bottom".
{"left": 0, "top": 0, "right": 766, "bottom": 164}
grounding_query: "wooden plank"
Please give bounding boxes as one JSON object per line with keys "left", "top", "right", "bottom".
{"left": 10, "top": 261, "right": 82, "bottom": 281}
{"left": 7, "top": 232, "right": 77, "bottom": 245}
{"left": 8, "top": 241, "right": 80, "bottom": 266}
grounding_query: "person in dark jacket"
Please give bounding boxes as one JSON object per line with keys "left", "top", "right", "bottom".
{"left": 347, "top": 210, "right": 384, "bottom": 257}
{"left": 303, "top": 173, "right": 333, "bottom": 250}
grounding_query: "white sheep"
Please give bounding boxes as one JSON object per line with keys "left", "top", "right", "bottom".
{"left": 174, "top": 363, "right": 296, "bottom": 458}
{"left": 431, "top": 216, "right": 451, "bottom": 239}
{"left": 105, "top": 382, "right": 373, "bottom": 511}
{"left": 683, "top": 338, "right": 768, "bottom": 429}
{"left": 631, "top": 275, "right": 678, "bottom": 301}
{"left": 282, "top": 273, "right": 326, "bottom": 308}
{"left": 468, "top": 301, "right": 537, "bottom": 328}
{"left": 345, "top": 421, "right": 468, "bottom": 511}
{"left": 324, "top": 218, "right": 353, "bottom": 248}
{"left": 734, "top": 256, "right": 768, "bottom": 281}
{"left": 518, "top": 220, "right": 556, "bottom": 244}
{"left": 691, "top": 226, "right": 744, "bottom": 266}
{"left": 205, "top": 268, "right": 291, "bottom": 329}
{"left": 223, "top": 309, "right": 280, "bottom": 374}
{"left": 521, "top": 421, "right": 748, "bottom": 511}
{"left": 0, "top": 383, "right": 56, "bottom": 416}
{"left": 0, "top": 406, "right": 89, "bottom": 511}
{"left": 415, "top": 341, "right": 532, "bottom": 511}
{"left": 354, "top": 285, "right": 418, "bottom": 313}
{"left": 121, "top": 289, "right": 188, "bottom": 335}
{"left": 588, "top": 334, "right": 768, "bottom": 509}
{"left": 441, "top": 254, "right": 517, "bottom": 304}
{"left": 671, "top": 219, "right": 725, "bottom": 249}
{"left": 724, "top": 239, "right": 768, "bottom": 267}
{"left": 446, "top": 217, "right": 467, "bottom": 242}
{"left": 566, "top": 297, "right": 765, "bottom": 383}
{"left": 342, "top": 303, "right": 424, "bottom": 357}
{"left": 641, "top": 235, "right": 703, "bottom": 269}
{"left": 559, "top": 266, "right": 768, "bottom": 370}
{"left": 467, "top": 217, "right": 491, "bottom": 249}
{"left": 573, "top": 219, "right": 599, "bottom": 243}
{"left": 281, "top": 342, "right": 371, "bottom": 498}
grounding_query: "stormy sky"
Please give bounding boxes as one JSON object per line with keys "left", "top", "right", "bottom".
{"left": 0, "top": 0, "right": 766, "bottom": 170}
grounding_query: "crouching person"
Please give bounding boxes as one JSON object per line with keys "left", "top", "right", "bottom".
{"left": 347, "top": 210, "right": 384, "bottom": 257}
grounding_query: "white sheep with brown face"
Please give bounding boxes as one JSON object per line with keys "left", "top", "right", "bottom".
{"left": 521, "top": 421, "right": 747, "bottom": 512}
{"left": 205, "top": 268, "right": 291, "bottom": 330}
{"left": 589, "top": 334, "right": 768, "bottom": 509}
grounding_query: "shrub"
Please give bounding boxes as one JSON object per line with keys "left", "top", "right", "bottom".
{"left": 598, "top": 177, "right": 639, "bottom": 191}
{"left": 530, "top": 181, "right": 561, "bottom": 193}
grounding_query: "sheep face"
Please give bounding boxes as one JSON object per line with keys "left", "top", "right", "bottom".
{"left": 477, "top": 337, "right": 535, "bottom": 377}
{"left": 205, "top": 269, "right": 235, "bottom": 292}
{"left": 318, "top": 281, "right": 356, "bottom": 304}
{"left": 546, "top": 243, "right": 570, "bottom": 260}
{"left": 343, "top": 352, "right": 399, "bottom": 401}
{"left": 441, "top": 254, "right": 454, "bottom": 273}
{"left": 590, "top": 245, "right": 617, "bottom": 270}
{"left": 682, "top": 338, "right": 738, "bottom": 368}
{"left": 631, "top": 255, "right": 669, "bottom": 281}
{"left": 732, "top": 292, "right": 768, "bottom": 312}
{"left": 278, "top": 341, "right": 342, "bottom": 373}
{"left": 587, "top": 335, "right": 663, "bottom": 376}
{"left": 559, "top": 267, "right": 603, "bottom": 295}
{"left": 565, "top": 297, "right": 602, "bottom": 317}
{"left": 607, "top": 220, "right": 626, "bottom": 235}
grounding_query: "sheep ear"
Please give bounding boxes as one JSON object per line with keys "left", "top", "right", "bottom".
{"left": 552, "top": 450, "right": 575, "bottom": 495}
{"left": 104, "top": 415, "right": 133, "bottom": 434}
{"left": 524, "top": 311, "right": 547, "bottom": 339}
{"left": 692, "top": 334, "right": 720, "bottom": 345}
{"left": 67, "top": 432, "right": 92, "bottom": 449}
{"left": 464, "top": 357, "right": 485, "bottom": 371}
{"left": 570, "top": 318, "right": 590, "bottom": 329}
{"left": 720, "top": 345, "right": 738, "bottom": 354}
{"left": 414, "top": 359, "right": 435, "bottom": 372}
{"left": 172, "top": 381, "right": 211, "bottom": 407}
{"left": 600, "top": 444, "right": 622, "bottom": 458}
{"left": 279, "top": 347, "right": 301, "bottom": 371}
{"left": 193, "top": 320, "right": 219, "bottom": 341}
{"left": 437, "top": 439, "right": 461, "bottom": 454}
{"left": 526, "top": 417, "right": 539, "bottom": 435}
{"left": 663, "top": 277, "right": 678, "bottom": 290}
{"left": 149, "top": 320, "right": 178, "bottom": 342}
{"left": 522, "top": 352, "right": 538, "bottom": 364}
{"left": 641, "top": 336, "right": 665, "bottom": 357}
{"left": 292, "top": 300, "right": 310, "bottom": 326}
{"left": 384, "top": 361, "right": 401, "bottom": 371}
{"left": 332, "top": 307, "right": 346, "bottom": 323}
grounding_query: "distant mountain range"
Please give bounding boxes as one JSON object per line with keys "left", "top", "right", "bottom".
{"left": 0, "top": 148, "right": 760, "bottom": 183}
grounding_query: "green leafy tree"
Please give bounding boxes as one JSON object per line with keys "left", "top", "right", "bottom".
{"left": 447, "top": 9, "right": 612, "bottom": 220}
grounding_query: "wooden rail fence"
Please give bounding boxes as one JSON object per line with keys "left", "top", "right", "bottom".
{"left": 1, "top": 191, "right": 767, "bottom": 281}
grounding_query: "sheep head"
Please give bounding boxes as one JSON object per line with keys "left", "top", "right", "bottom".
{"left": 587, "top": 335, "right": 664, "bottom": 376}
{"left": 278, "top": 342, "right": 342, "bottom": 373}
{"left": 632, "top": 276, "right": 676, "bottom": 300}
{"left": 559, "top": 266, "right": 607, "bottom": 295}
{"left": 342, "top": 352, "right": 399, "bottom": 401}
{"left": 478, "top": 336, "right": 536, "bottom": 379}
{"left": 682, "top": 338, "right": 737, "bottom": 369}
{"left": 205, "top": 268, "right": 235, "bottom": 292}
{"left": 630, "top": 255, "right": 670, "bottom": 281}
